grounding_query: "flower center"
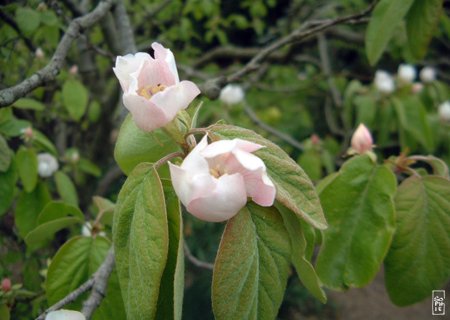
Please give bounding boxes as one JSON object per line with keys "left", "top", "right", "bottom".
{"left": 138, "top": 83, "right": 167, "bottom": 99}
{"left": 209, "top": 168, "right": 221, "bottom": 178}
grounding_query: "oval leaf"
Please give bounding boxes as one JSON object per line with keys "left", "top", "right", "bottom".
{"left": 0, "top": 134, "right": 12, "bottom": 172}
{"left": 113, "top": 163, "right": 169, "bottom": 319}
{"left": 385, "top": 175, "right": 450, "bottom": 306}
{"left": 316, "top": 155, "right": 397, "bottom": 289}
{"left": 209, "top": 124, "right": 327, "bottom": 230}
{"left": 16, "top": 147, "right": 38, "bottom": 192}
{"left": 212, "top": 203, "right": 291, "bottom": 320}
{"left": 0, "top": 160, "right": 17, "bottom": 216}
{"left": 62, "top": 79, "right": 89, "bottom": 121}
{"left": 13, "top": 98, "right": 45, "bottom": 111}
{"left": 54, "top": 171, "right": 79, "bottom": 206}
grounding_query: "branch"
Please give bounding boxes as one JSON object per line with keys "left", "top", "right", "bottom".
{"left": 199, "top": 1, "right": 377, "bottom": 99}
{"left": 95, "top": 165, "right": 124, "bottom": 196}
{"left": 0, "top": 0, "right": 115, "bottom": 108}
{"left": 35, "top": 248, "right": 115, "bottom": 320}
{"left": 82, "top": 248, "right": 116, "bottom": 319}
{"left": 184, "top": 243, "right": 214, "bottom": 270}
{"left": 113, "top": 0, "right": 136, "bottom": 54}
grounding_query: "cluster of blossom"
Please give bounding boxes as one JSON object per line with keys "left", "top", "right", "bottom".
{"left": 373, "top": 64, "right": 436, "bottom": 94}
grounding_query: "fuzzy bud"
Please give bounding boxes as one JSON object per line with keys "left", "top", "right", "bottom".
{"left": 219, "top": 84, "right": 245, "bottom": 105}
{"left": 419, "top": 67, "right": 436, "bottom": 83}
{"left": 35, "top": 47, "right": 45, "bottom": 59}
{"left": 374, "top": 70, "right": 395, "bottom": 94}
{"left": 397, "top": 64, "right": 416, "bottom": 83}
{"left": 351, "top": 124, "right": 373, "bottom": 154}
{"left": 439, "top": 101, "right": 450, "bottom": 122}
{"left": 1, "top": 278, "right": 11, "bottom": 292}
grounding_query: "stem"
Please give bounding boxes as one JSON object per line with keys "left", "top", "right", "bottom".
{"left": 154, "top": 152, "right": 184, "bottom": 169}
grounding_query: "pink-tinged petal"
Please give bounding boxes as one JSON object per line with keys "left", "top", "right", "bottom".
{"left": 181, "top": 135, "right": 210, "bottom": 173}
{"left": 168, "top": 163, "right": 191, "bottom": 206}
{"left": 113, "top": 52, "right": 152, "bottom": 91}
{"left": 232, "top": 149, "right": 266, "bottom": 171}
{"left": 150, "top": 80, "right": 200, "bottom": 120}
{"left": 152, "top": 42, "right": 180, "bottom": 83}
{"left": 187, "top": 173, "right": 247, "bottom": 222}
{"left": 242, "top": 171, "right": 276, "bottom": 207}
{"left": 122, "top": 93, "right": 170, "bottom": 131}
{"left": 137, "top": 59, "right": 176, "bottom": 88}
{"left": 234, "top": 139, "right": 263, "bottom": 153}
{"left": 202, "top": 139, "right": 262, "bottom": 159}
{"left": 351, "top": 124, "right": 373, "bottom": 154}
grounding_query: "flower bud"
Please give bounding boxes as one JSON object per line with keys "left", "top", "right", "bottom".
{"left": 411, "top": 83, "right": 423, "bottom": 94}
{"left": 45, "top": 310, "right": 86, "bottom": 320}
{"left": 311, "top": 134, "right": 320, "bottom": 145}
{"left": 69, "top": 65, "right": 78, "bottom": 75}
{"left": 419, "top": 67, "right": 436, "bottom": 83}
{"left": 397, "top": 64, "right": 416, "bottom": 83}
{"left": 35, "top": 47, "right": 45, "bottom": 59}
{"left": 1, "top": 278, "right": 11, "bottom": 292}
{"left": 219, "top": 84, "right": 245, "bottom": 105}
{"left": 37, "top": 153, "right": 59, "bottom": 178}
{"left": 351, "top": 124, "right": 373, "bottom": 154}
{"left": 438, "top": 101, "right": 450, "bottom": 122}
{"left": 374, "top": 70, "right": 395, "bottom": 94}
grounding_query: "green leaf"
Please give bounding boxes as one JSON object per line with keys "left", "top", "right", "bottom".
{"left": 46, "top": 236, "right": 110, "bottom": 304}
{"left": 78, "top": 158, "right": 101, "bottom": 177}
{"left": 354, "top": 95, "right": 376, "bottom": 128}
{"left": 16, "top": 7, "right": 41, "bottom": 36}
{"left": 0, "top": 134, "right": 12, "bottom": 172}
{"left": 55, "top": 171, "right": 79, "bottom": 206}
{"left": 113, "top": 163, "right": 169, "bottom": 319}
{"left": 25, "top": 217, "right": 83, "bottom": 251}
{"left": 37, "top": 201, "right": 84, "bottom": 223}
{"left": 385, "top": 175, "right": 450, "bottom": 306}
{"left": 212, "top": 203, "right": 291, "bottom": 320}
{"left": 392, "top": 96, "right": 434, "bottom": 151}
{"left": 0, "top": 304, "right": 9, "bottom": 320}
{"left": 62, "top": 79, "right": 89, "bottom": 121}
{"left": 155, "top": 181, "right": 184, "bottom": 320}
{"left": 114, "top": 115, "right": 180, "bottom": 176}
{"left": 209, "top": 124, "right": 327, "bottom": 230}
{"left": 297, "top": 150, "right": 322, "bottom": 181}
{"left": 316, "top": 155, "right": 397, "bottom": 289}
{"left": 16, "top": 147, "right": 38, "bottom": 192}
{"left": 33, "top": 130, "right": 58, "bottom": 156}
{"left": 13, "top": 98, "right": 45, "bottom": 111}
{"left": 410, "top": 155, "right": 449, "bottom": 178}
{"left": 406, "top": 0, "right": 443, "bottom": 60}
{"left": 277, "top": 204, "right": 326, "bottom": 303}
{"left": 365, "top": 0, "right": 415, "bottom": 65}
{"left": 0, "top": 159, "right": 17, "bottom": 216}
{"left": 15, "top": 182, "right": 51, "bottom": 238}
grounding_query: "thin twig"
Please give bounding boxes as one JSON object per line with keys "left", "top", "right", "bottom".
{"left": 184, "top": 243, "right": 214, "bottom": 270}
{"left": 82, "top": 249, "right": 115, "bottom": 319}
{"left": 0, "top": 0, "right": 115, "bottom": 108}
{"left": 94, "top": 165, "right": 124, "bottom": 196}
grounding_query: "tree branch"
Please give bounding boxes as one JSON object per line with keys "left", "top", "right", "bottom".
{"left": 199, "top": 1, "right": 377, "bottom": 99}
{"left": 0, "top": 0, "right": 115, "bottom": 108}
{"left": 184, "top": 243, "right": 214, "bottom": 270}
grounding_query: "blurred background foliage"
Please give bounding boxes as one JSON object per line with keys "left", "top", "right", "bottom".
{"left": 0, "top": 0, "right": 449, "bottom": 319}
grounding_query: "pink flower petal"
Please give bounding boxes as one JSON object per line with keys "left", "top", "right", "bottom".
{"left": 122, "top": 93, "right": 170, "bottom": 131}
{"left": 187, "top": 173, "right": 247, "bottom": 222}
{"left": 150, "top": 81, "right": 200, "bottom": 120}
{"left": 152, "top": 42, "right": 180, "bottom": 83}
{"left": 137, "top": 59, "right": 176, "bottom": 88}
{"left": 113, "top": 52, "right": 152, "bottom": 92}
{"left": 181, "top": 135, "right": 210, "bottom": 173}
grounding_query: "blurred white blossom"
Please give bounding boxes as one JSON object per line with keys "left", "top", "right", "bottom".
{"left": 35, "top": 47, "right": 45, "bottom": 59}
{"left": 37, "top": 153, "right": 59, "bottom": 178}
{"left": 374, "top": 70, "right": 395, "bottom": 94}
{"left": 219, "top": 84, "right": 245, "bottom": 105}
{"left": 419, "top": 67, "right": 436, "bottom": 83}
{"left": 45, "top": 310, "right": 85, "bottom": 320}
{"left": 397, "top": 64, "right": 416, "bottom": 83}
{"left": 439, "top": 101, "right": 450, "bottom": 121}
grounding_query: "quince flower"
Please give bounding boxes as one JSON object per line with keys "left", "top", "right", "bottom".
{"left": 351, "top": 124, "right": 373, "bottom": 154}
{"left": 219, "top": 84, "right": 245, "bottom": 105}
{"left": 113, "top": 43, "right": 200, "bottom": 132}
{"left": 374, "top": 70, "right": 395, "bottom": 94}
{"left": 45, "top": 310, "right": 85, "bottom": 320}
{"left": 439, "top": 101, "right": 450, "bottom": 122}
{"left": 37, "top": 153, "right": 59, "bottom": 178}
{"left": 397, "top": 64, "right": 416, "bottom": 83}
{"left": 169, "top": 136, "right": 276, "bottom": 222}
{"left": 420, "top": 67, "right": 436, "bottom": 83}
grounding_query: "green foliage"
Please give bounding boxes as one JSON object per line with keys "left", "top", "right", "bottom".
{"left": 0, "top": 134, "right": 12, "bottom": 172}
{"left": 54, "top": 171, "right": 79, "bottom": 206}
{"left": 13, "top": 98, "right": 45, "bottom": 111}
{"left": 62, "top": 79, "right": 89, "bottom": 121}
{"left": 16, "top": 147, "right": 38, "bottom": 192}
{"left": 385, "top": 175, "right": 450, "bottom": 306}
{"left": 15, "top": 7, "right": 40, "bottom": 36}
{"left": 0, "top": 159, "right": 17, "bottom": 216}
{"left": 316, "top": 155, "right": 397, "bottom": 289}
{"left": 212, "top": 203, "right": 291, "bottom": 320}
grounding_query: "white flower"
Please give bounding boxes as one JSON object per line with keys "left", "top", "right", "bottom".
{"left": 35, "top": 47, "right": 45, "bottom": 59}
{"left": 374, "top": 70, "right": 395, "bottom": 94}
{"left": 397, "top": 64, "right": 416, "bottom": 83}
{"left": 219, "top": 84, "right": 245, "bottom": 105}
{"left": 45, "top": 310, "right": 85, "bottom": 320}
{"left": 81, "top": 222, "right": 92, "bottom": 236}
{"left": 37, "top": 153, "right": 59, "bottom": 178}
{"left": 419, "top": 67, "right": 436, "bottom": 83}
{"left": 439, "top": 101, "right": 450, "bottom": 121}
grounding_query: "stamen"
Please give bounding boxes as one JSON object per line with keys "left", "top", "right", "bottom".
{"left": 138, "top": 84, "right": 167, "bottom": 99}
{"left": 209, "top": 168, "right": 221, "bottom": 178}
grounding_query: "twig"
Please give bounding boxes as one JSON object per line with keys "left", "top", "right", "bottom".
{"left": 184, "top": 243, "right": 214, "bottom": 270}
{"left": 113, "top": 0, "right": 136, "bottom": 54}
{"left": 200, "top": 1, "right": 377, "bottom": 99}
{"left": 142, "top": 0, "right": 173, "bottom": 21}
{"left": 94, "top": 165, "right": 124, "bottom": 196}
{"left": 243, "top": 102, "right": 304, "bottom": 151}
{"left": 0, "top": 0, "right": 115, "bottom": 108}
{"left": 82, "top": 248, "right": 115, "bottom": 319}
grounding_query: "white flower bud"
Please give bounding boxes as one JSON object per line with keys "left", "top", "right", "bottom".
{"left": 397, "top": 64, "right": 416, "bottom": 83}
{"left": 45, "top": 309, "right": 86, "bottom": 320}
{"left": 374, "top": 70, "right": 395, "bottom": 94}
{"left": 411, "top": 83, "right": 423, "bottom": 94}
{"left": 37, "top": 153, "right": 59, "bottom": 178}
{"left": 219, "top": 84, "right": 245, "bottom": 105}
{"left": 438, "top": 101, "right": 450, "bottom": 122}
{"left": 81, "top": 222, "right": 92, "bottom": 237}
{"left": 419, "top": 67, "right": 436, "bottom": 83}
{"left": 35, "top": 47, "right": 45, "bottom": 59}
